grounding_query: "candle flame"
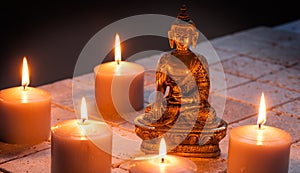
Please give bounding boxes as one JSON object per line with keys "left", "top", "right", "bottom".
{"left": 257, "top": 92, "right": 266, "bottom": 128}
{"left": 115, "top": 33, "right": 121, "bottom": 64}
{"left": 81, "top": 97, "right": 88, "bottom": 122}
{"left": 21, "top": 57, "right": 30, "bottom": 88}
{"left": 159, "top": 138, "right": 167, "bottom": 162}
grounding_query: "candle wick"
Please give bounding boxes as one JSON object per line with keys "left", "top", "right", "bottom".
{"left": 258, "top": 123, "right": 261, "bottom": 129}
{"left": 22, "top": 85, "right": 26, "bottom": 90}
{"left": 161, "top": 157, "right": 164, "bottom": 163}
{"left": 82, "top": 118, "right": 86, "bottom": 124}
{"left": 117, "top": 60, "right": 120, "bottom": 65}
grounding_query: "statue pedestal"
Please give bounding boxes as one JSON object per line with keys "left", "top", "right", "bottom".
{"left": 135, "top": 115, "right": 227, "bottom": 158}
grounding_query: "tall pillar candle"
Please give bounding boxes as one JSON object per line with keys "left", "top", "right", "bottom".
{"left": 0, "top": 57, "right": 51, "bottom": 144}
{"left": 94, "top": 34, "right": 144, "bottom": 122}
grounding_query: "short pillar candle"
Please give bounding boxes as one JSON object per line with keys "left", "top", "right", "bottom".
{"left": 227, "top": 93, "right": 291, "bottom": 173}
{"left": 51, "top": 98, "right": 112, "bottom": 173}
{"left": 0, "top": 57, "right": 51, "bottom": 144}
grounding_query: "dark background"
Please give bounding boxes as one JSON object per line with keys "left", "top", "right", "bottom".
{"left": 0, "top": 0, "right": 298, "bottom": 89}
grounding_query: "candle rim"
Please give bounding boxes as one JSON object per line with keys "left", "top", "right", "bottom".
{"left": 51, "top": 119, "right": 111, "bottom": 139}
{"left": 94, "top": 61, "right": 144, "bottom": 76}
{"left": 0, "top": 86, "right": 51, "bottom": 102}
{"left": 230, "top": 125, "right": 292, "bottom": 144}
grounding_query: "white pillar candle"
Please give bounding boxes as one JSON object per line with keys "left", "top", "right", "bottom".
{"left": 0, "top": 57, "right": 51, "bottom": 144}
{"left": 94, "top": 34, "right": 144, "bottom": 122}
{"left": 129, "top": 155, "right": 197, "bottom": 173}
{"left": 129, "top": 138, "right": 197, "bottom": 173}
{"left": 228, "top": 93, "right": 291, "bottom": 173}
{"left": 51, "top": 98, "right": 112, "bottom": 173}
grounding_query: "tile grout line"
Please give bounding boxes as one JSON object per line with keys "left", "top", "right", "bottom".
{"left": 112, "top": 160, "right": 130, "bottom": 169}
{"left": 292, "top": 139, "right": 300, "bottom": 145}
{"left": 51, "top": 102, "right": 75, "bottom": 113}
{"left": 270, "top": 97, "right": 300, "bottom": 110}
{"left": 228, "top": 113, "right": 257, "bottom": 125}
{"left": 222, "top": 79, "right": 254, "bottom": 92}
{"left": 0, "top": 167, "right": 12, "bottom": 173}
{"left": 0, "top": 147, "right": 50, "bottom": 165}
{"left": 246, "top": 54, "right": 299, "bottom": 67}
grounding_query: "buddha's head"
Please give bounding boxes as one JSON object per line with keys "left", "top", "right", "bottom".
{"left": 168, "top": 5, "right": 199, "bottom": 51}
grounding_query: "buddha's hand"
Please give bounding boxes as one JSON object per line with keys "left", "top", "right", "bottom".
{"left": 151, "top": 101, "right": 165, "bottom": 121}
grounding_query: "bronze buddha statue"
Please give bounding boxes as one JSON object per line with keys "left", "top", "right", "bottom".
{"left": 134, "top": 5, "right": 227, "bottom": 157}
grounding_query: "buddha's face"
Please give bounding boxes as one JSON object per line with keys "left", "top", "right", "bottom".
{"left": 169, "top": 24, "right": 197, "bottom": 50}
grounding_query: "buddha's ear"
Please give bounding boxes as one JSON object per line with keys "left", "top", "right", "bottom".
{"left": 168, "top": 31, "right": 174, "bottom": 48}
{"left": 192, "top": 31, "right": 199, "bottom": 49}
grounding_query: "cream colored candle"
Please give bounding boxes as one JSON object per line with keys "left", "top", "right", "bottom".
{"left": 0, "top": 57, "right": 51, "bottom": 144}
{"left": 129, "top": 138, "right": 197, "bottom": 173}
{"left": 94, "top": 34, "right": 144, "bottom": 122}
{"left": 228, "top": 93, "right": 291, "bottom": 173}
{"left": 129, "top": 155, "right": 197, "bottom": 173}
{"left": 51, "top": 98, "right": 112, "bottom": 173}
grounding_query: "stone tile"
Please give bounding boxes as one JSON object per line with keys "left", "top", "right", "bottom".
{"left": 192, "top": 41, "right": 237, "bottom": 65}
{"left": 209, "top": 68, "right": 227, "bottom": 93}
{"left": 211, "top": 95, "right": 257, "bottom": 124}
{"left": 190, "top": 154, "right": 227, "bottom": 173}
{"left": 51, "top": 104, "right": 76, "bottom": 126}
{"left": 273, "top": 99, "right": 300, "bottom": 118}
{"left": 38, "top": 79, "right": 73, "bottom": 109}
{"left": 290, "top": 142, "right": 300, "bottom": 173}
{"left": 230, "top": 111, "right": 300, "bottom": 143}
{"left": 73, "top": 72, "right": 95, "bottom": 86}
{"left": 240, "top": 26, "right": 300, "bottom": 49}
{"left": 216, "top": 49, "right": 238, "bottom": 62}
{"left": 214, "top": 55, "right": 284, "bottom": 79}
{"left": 275, "top": 20, "right": 300, "bottom": 34}
{"left": 210, "top": 68, "right": 250, "bottom": 92}
{"left": 258, "top": 67, "right": 300, "bottom": 92}
{"left": 226, "top": 81, "right": 300, "bottom": 108}
{"left": 223, "top": 73, "right": 250, "bottom": 90}
{"left": 72, "top": 86, "right": 96, "bottom": 115}
{"left": 249, "top": 44, "right": 300, "bottom": 66}
{"left": 0, "top": 141, "right": 50, "bottom": 164}
{"left": 0, "top": 149, "right": 50, "bottom": 173}
{"left": 112, "top": 127, "right": 143, "bottom": 160}
{"left": 211, "top": 33, "right": 273, "bottom": 55}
